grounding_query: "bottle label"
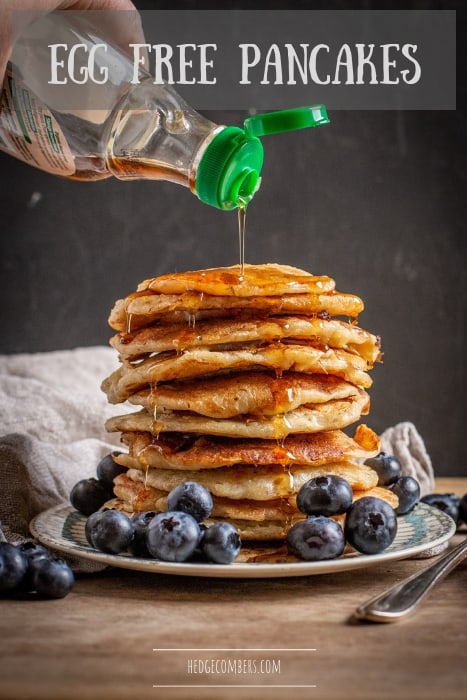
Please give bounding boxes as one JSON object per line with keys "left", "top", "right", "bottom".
{"left": 0, "top": 71, "right": 75, "bottom": 176}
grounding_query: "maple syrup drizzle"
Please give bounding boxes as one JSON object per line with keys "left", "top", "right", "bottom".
{"left": 126, "top": 311, "right": 133, "bottom": 334}
{"left": 237, "top": 198, "right": 247, "bottom": 279}
{"left": 135, "top": 445, "right": 151, "bottom": 488}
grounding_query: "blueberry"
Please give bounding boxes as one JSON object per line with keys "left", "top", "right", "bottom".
{"left": 70, "top": 478, "right": 112, "bottom": 516}
{"left": 84, "top": 511, "right": 101, "bottom": 547}
{"left": 344, "top": 497, "right": 398, "bottom": 555}
{"left": 192, "top": 523, "right": 208, "bottom": 559}
{"left": 85, "top": 510, "right": 134, "bottom": 554}
{"left": 459, "top": 494, "right": 467, "bottom": 525}
{"left": 96, "top": 452, "right": 126, "bottom": 489}
{"left": 201, "top": 522, "right": 241, "bottom": 564}
{"left": 32, "top": 557, "right": 74, "bottom": 598}
{"left": 286, "top": 516, "right": 346, "bottom": 561}
{"left": 16, "top": 541, "right": 51, "bottom": 592}
{"left": 296, "top": 475, "right": 353, "bottom": 516}
{"left": 388, "top": 476, "right": 421, "bottom": 515}
{"left": 166, "top": 482, "right": 213, "bottom": 522}
{"left": 0, "top": 542, "right": 28, "bottom": 593}
{"left": 364, "top": 452, "right": 402, "bottom": 486}
{"left": 420, "top": 493, "right": 460, "bottom": 525}
{"left": 17, "top": 541, "right": 50, "bottom": 562}
{"left": 128, "top": 511, "right": 160, "bottom": 557}
{"left": 146, "top": 511, "right": 200, "bottom": 562}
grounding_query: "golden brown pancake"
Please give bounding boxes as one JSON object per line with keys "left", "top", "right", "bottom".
{"left": 113, "top": 472, "right": 396, "bottom": 517}
{"left": 121, "top": 458, "right": 378, "bottom": 501}
{"left": 109, "top": 290, "right": 364, "bottom": 333}
{"left": 101, "top": 344, "right": 372, "bottom": 404}
{"left": 113, "top": 424, "right": 380, "bottom": 472}
{"left": 111, "top": 316, "right": 381, "bottom": 364}
{"left": 138, "top": 264, "right": 336, "bottom": 296}
{"left": 149, "top": 398, "right": 369, "bottom": 438}
{"left": 128, "top": 372, "right": 364, "bottom": 419}
{"left": 106, "top": 386, "right": 370, "bottom": 438}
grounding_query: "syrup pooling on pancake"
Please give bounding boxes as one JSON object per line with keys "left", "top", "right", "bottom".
{"left": 137, "top": 264, "right": 336, "bottom": 297}
{"left": 108, "top": 264, "right": 364, "bottom": 333}
{"left": 101, "top": 264, "right": 387, "bottom": 540}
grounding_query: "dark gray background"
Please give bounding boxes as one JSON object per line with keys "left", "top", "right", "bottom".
{"left": 1, "top": 1, "right": 465, "bottom": 476}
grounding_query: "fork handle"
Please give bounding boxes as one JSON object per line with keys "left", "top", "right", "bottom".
{"left": 354, "top": 538, "right": 467, "bottom": 623}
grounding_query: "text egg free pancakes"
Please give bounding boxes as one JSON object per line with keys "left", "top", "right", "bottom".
{"left": 101, "top": 263, "right": 390, "bottom": 540}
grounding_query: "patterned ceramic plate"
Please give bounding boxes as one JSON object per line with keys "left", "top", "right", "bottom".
{"left": 30, "top": 502, "right": 456, "bottom": 578}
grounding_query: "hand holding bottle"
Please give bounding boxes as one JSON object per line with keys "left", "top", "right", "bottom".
{"left": 0, "top": 6, "right": 329, "bottom": 210}
{"left": 0, "top": 0, "right": 144, "bottom": 85}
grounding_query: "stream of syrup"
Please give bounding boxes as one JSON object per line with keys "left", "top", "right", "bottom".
{"left": 237, "top": 198, "right": 247, "bottom": 280}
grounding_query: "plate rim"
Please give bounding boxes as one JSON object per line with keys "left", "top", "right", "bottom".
{"left": 29, "top": 502, "right": 456, "bottom": 579}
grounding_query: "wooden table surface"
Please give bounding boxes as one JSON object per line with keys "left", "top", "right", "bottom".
{"left": 1, "top": 477, "right": 466, "bottom": 700}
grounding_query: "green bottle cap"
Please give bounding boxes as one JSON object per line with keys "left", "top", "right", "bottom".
{"left": 244, "top": 104, "right": 329, "bottom": 138}
{"left": 195, "top": 126, "right": 264, "bottom": 211}
{"left": 195, "top": 105, "right": 329, "bottom": 210}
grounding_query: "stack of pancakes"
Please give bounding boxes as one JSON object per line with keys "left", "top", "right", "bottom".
{"left": 102, "top": 263, "right": 396, "bottom": 540}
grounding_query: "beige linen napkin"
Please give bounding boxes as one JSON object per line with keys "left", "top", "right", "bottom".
{"left": 0, "top": 347, "right": 124, "bottom": 571}
{"left": 380, "top": 422, "right": 435, "bottom": 498}
{"left": 0, "top": 346, "right": 435, "bottom": 571}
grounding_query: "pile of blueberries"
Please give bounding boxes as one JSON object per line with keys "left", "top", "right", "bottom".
{"left": 0, "top": 541, "right": 74, "bottom": 599}
{"left": 69, "top": 451, "right": 127, "bottom": 516}
{"left": 286, "top": 453, "right": 407, "bottom": 562}
{"left": 287, "top": 451, "right": 467, "bottom": 561}
{"left": 366, "top": 452, "right": 467, "bottom": 529}
{"left": 0, "top": 452, "right": 123, "bottom": 599}
{"left": 71, "top": 454, "right": 241, "bottom": 564}
{"left": 421, "top": 492, "right": 467, "bottom": 528}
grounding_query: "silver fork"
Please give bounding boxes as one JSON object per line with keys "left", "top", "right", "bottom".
{"left": 353, "top": 538, "right": 467, "bottom": 623}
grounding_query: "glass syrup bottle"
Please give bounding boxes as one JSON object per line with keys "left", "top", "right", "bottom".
{"left": 0, "top": 10, "right": 329, "bottom": 209}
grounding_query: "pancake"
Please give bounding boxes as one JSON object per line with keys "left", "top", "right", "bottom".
{"left": 111, "top": 316, "right": 381, "bottom": 364}
{"left": 106, "top": 386, "right": 369, "bottom": 438}
{"left": 114, "top": 424, "right": 380, "bottom": 472}
{"left": 122, "top": 457, "right": 378, "bottom": 501}
{"left": 138, "top": 264, "right": 336, "bottom": 296}
{"left": 109, "top": 290, "right": 364, "bottom": 333}
{"left": 101, "top": 344, "right": 372, "bottom": 404}
{"left": 145, "top": 398, "right": 369, "bottom": 438}
{"left": 113, "top": 473, "right": 396, "bottom": 519}
{"left": 210, "top": 486, "right": 398, "bottom": 520}
{"left": 128, "top": 372, "right": 364, "bottom": 419}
